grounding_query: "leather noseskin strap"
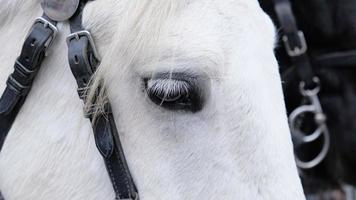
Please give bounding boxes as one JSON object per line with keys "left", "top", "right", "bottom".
{"left": 0, "top": 15, "right": 57, "bottom": 150}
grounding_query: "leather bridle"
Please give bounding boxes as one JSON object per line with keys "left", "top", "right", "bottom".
{"left": 272, "top": 0, "right": 331, "bottom": 170}
{"left": 0, "top": 0, "right": 138, "bottom": 199}
{"left": 0, "top": 0, "right": 344, "bottom": 199}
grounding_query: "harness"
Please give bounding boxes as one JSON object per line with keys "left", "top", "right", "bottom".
{"left": 272, "top": 0, "right": 331, "bottom": 170}
{"left": 270, "top": 1, "right": 356, "bottom": 197}
{"left": 0, "top": 0, "right": 138, "bottom": 199}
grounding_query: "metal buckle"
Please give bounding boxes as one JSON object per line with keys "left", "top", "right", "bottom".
{"left": 283, "top": 31, "right": 307, "bottom": 57}
{"left": 288, "top": 77, "right": 330, "bottom": 169}
{"left": 34, "top": 17, "right": 58, "bottom": 50}
{"left": 66, "top": 30, "right": 101, "bottom": 63}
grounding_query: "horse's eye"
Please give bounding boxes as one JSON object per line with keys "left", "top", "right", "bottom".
{"left": 144, "top": 73, "right": 205, "bottom": 112}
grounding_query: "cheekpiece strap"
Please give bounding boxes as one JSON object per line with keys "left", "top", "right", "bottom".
{"left": 0, "top": 14, "right": 58, "bottom": 150}
{"left": 0, "top": 1, "right": 139, "bottom": 199}
{"left": 66, "top": 1, "right": 139, "bottom": 199}
{"left": 273, "top": 0, "right": 316, "bottom": 89}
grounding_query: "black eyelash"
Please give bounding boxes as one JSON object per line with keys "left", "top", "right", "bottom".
{"left": 147, "top": 79, "right": 190, "bottom": 103}
{"left": 144, "top": 73, "right": 205, "bottom": 113}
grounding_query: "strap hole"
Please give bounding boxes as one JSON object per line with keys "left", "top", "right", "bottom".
{"left": 30, "top": 39, "right": 36, "bottom": 46}
{"left": 74, "top": 55, "right": 80, "bottom": 64}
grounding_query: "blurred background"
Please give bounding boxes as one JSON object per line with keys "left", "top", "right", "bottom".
{"left": 259, "top": 0, "right": 356, "bottom": 199}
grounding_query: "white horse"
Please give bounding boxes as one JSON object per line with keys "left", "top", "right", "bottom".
{"left": 0, "top": 0, "right": 305, "bottom": 199}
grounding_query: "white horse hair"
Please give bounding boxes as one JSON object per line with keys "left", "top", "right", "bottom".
{"left": 0, "top": 0, "right": 305, "bottom": 199}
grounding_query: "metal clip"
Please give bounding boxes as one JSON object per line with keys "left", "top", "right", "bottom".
{"left": 288, "top": 77, "right": 330, "bottom": 169}
{"left": 283, "top": 31, "right": 308, "bottom": 57}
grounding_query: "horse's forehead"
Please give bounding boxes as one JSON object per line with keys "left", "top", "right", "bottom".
{"left": 83, "top": 0, "right": 270, "bottom": 75}
{"left": 84, "top": 0, "right": 261, "bottom": 32}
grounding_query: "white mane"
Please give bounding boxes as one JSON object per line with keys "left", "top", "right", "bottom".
{"left": 0, "top": 0, "right": 305, "bottom": 199}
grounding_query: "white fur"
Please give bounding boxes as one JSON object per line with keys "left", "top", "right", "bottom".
{"left": 0, "top": 0, "right": 305, "bottom": 199}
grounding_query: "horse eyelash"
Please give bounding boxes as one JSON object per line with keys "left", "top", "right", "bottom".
{"left": 147, "top": 79, "right": 190, "bottom": 98}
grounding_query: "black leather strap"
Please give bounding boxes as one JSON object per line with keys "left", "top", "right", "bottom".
{"left": 273, "top": 0, "right": 316, "bottom": 88}
{"left": 67, "top": 1, "right": 138, "bottom": 199}
{"left": 94, "top": 107, "right": 139, "bottom": 200}
{"left": 0, "top": 1, "right": 138, "bottom": 199}
{"left": 0, "top": 14, "right": 57, "bottom": 151}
